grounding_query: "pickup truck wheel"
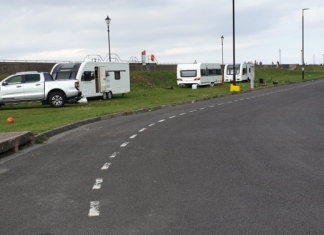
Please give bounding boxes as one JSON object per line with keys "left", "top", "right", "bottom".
{"left": 49, "top": 92, "right": 66, "bottom": 108}
{"left": 107, "top": 91, "right": 113, "bottom": 99}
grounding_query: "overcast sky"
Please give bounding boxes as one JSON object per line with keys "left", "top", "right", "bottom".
{"left": 1, "top": 0, "right": 323, "bottom": 65}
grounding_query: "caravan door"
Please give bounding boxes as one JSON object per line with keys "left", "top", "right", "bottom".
{"left": 98, "top": 66, "right": 107, "bottom": 93}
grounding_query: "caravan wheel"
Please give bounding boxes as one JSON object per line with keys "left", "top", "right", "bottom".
{"left": 107, "top": 91, "right": 113, "bottom": 99}
{"left": 102, "top": 92, "right": 108, "bottom": 100}
{"left": 210, "top": 82, "right": 215, "bottom": 87}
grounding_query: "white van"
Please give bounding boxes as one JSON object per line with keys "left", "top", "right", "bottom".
{"left": 177, "top": 63, "right": 222, "bottom": 87}
{"left": 51, "top": 59, "right": 130, "bottom": 99}
{"left": 224, "top": 62, "right": 254, "bottom": 82}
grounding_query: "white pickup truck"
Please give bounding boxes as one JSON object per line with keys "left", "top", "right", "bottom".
{"left": 0, "top": 71, "right": 82, "bottom": 108}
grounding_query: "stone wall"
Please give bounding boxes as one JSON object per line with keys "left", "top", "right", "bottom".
{"left": 0, "top": 62, "right": 177, "bottom": 76}
{"left": 0, "top": 62, "right": 56, "bottom": 75}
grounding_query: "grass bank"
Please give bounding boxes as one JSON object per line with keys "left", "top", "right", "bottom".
{"left": 1, "top": 66, "right": 323, "bottom": 134}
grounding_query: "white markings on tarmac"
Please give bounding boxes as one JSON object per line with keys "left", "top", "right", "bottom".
{"left": 88, "top": 201, "right": 100, "bottom": 217}
{"left": 130, "top": 134, "right": 137, "bottom": 139}
{"left": 179, "top": 113, "right": 186, "bottom": 115}
{"left": 158, "top": 119, "right": 165, "bottom": 122}
{"left": 101, "top": 163, "right": 111, "bottom": 170}
{"left": 109, "top": 152, "right": 118, "bottom": 158}
{"left": 92, "top": 178, "right": 103, "bottom": 189}
{"left": 139, "top": 128, "right": 146, "bottom": 132}
{"left": 120, "top": 142, "right": 129, "bottom": 147}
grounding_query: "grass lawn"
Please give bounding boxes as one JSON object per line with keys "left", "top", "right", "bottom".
{"left": 1, "top": 66, "right": 323, "bottom": 134}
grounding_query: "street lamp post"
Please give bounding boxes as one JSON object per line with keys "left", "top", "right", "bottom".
{"left": 105, "top": 15, "right": 111, "bottom": 62}
{"left": 302, "top": 8, "right": 309, "bottom": 80}
{"left": 221, "top": 35, "right": 224, "bottom": 65}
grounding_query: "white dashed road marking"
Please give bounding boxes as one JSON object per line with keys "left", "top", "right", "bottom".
{"left": 120, "top": 142, "right": 129, "bottom": 147}
{"left": 130, "top": 134, "right": 137, "bottom": 139}
{"left": 139, "top": 128, "right": 146, "bottom": 132}
{"left": 101, "top": 163, "right": 111, "bottom": 170}
{"left": 179, "top": 113, "right": 186, "bottom": 115}
{"left": 158, "top": 119, "right": 165, "bottom": 122}
{"left": 88, "top": 201, "right": 100, "bottom": 217}
{"left": 109, "top": 152, "right": 118, "bottom": 158}
{"left": 148, "top": 123, "right": 155, "bottom": 126}
{"left": 169, "top": 116, "right": 176, "bottom": 119}
{"left": 92, "top": 178, "right": 103, "bottom": 189}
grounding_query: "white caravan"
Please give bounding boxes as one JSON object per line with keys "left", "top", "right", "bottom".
{"left": 177, "top": 63, "right": 222, "bottom": 87}
{"left": 224, "top": 62, "right": 254, "bottom": 82}
{"left": 51, "top": 60, "right": 130, "bottom": 99}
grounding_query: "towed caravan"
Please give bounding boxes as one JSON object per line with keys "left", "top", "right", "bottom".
{"left": 177, "top": 63, "right": 222, "bottom": 87}
{"left": 224, "top": 62, "right": 254, "bottom": 83}
{"left": 50, "top": 56, "right": 130, "bottom": 100}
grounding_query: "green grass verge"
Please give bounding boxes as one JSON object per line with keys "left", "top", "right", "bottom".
{"left": 1, "top": 67, "right": 323, "bottom": 135}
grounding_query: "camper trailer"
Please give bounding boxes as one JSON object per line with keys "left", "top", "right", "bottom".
{"left": 177, "top": 63, "right": 222, "bottom": 87}
{"left": 224, "top": 62, "right": 254, "bottom": 83}
{"left": 50, "top": 60, "right": 130, "bottom": 99}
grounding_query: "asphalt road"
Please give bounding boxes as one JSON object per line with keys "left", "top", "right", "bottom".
{"left": 1, "top": 81, "right": 324, "bottom": 235}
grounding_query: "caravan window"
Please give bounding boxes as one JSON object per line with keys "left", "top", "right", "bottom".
{"left": 115, "top": 71, "right": 121, "bottom": 80}
{"left": 243, "top": 68, "right": 247, "bottom": 75}
{"left": 81, "top": 71, "right": 93, "bottom": 81}
{"left": 208, "top": 69, "right": 222, "bottom": 75}
{"left": 180, "top": 70, "right": 197, "bottom": 77}
{"left": 55, "top": 72, "right": 71, "bottom": 80}
{"left": 226, "top": 65, "right": 240, "bottom": 75}
{"left": 201, "top": 69, "right": 209, "bottom": 76}
{"left": 70, "top": 72, "right": 77, "bottom": 79}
